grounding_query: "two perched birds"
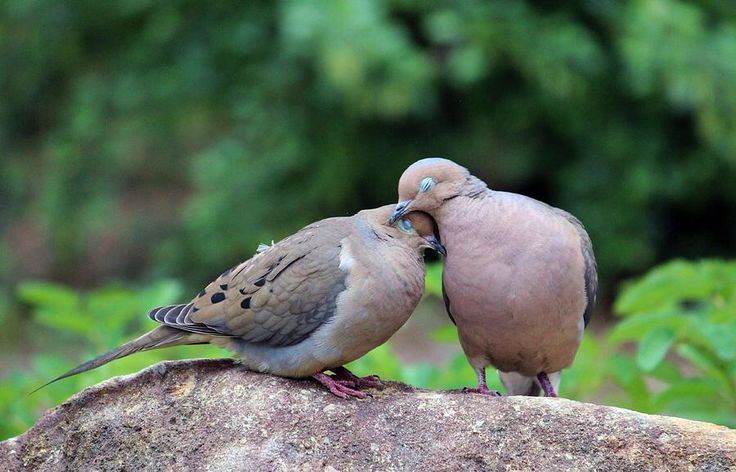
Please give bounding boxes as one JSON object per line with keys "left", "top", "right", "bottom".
{"left": 46, "top": 158, "right": 596, "bottom": 399}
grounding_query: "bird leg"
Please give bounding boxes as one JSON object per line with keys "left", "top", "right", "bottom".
{"left": 312, "top": 372, "right": 367, "bottom": 399}
{"left": 330, "top": 366, "right": 384, "bottom": 389}
{"left": 536, "top": 372, "right": 557, "bottom": 397}
{"left": 462, "top": 367, "right": 501, "bottom": 395}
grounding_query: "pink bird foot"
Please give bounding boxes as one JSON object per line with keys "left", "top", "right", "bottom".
{"left": 331, "top": 366, "right": 384, "bottom": 389}
{"left": 537, "top": 372, "right": 557, "bottom": 397}
{"left": 462, "top": 366, "right": 502, "bottom": 396}
{"left": 312, "top": 372, "right": 367, "bottom": 399}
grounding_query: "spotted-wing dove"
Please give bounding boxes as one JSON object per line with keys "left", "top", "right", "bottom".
{"left": 41, "top": 206, "right": 445, "bottom": 398}
{"left": 389, "top": 158, "right": 597, "bottom": 397}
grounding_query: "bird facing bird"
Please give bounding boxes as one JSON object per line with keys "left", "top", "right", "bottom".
{"left": 41, "top": 205, "right": 445, "bottom": 399}
{"left": 389, "top": 157, "right": 597, "bottom": 397}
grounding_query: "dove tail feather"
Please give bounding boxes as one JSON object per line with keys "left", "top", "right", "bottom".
{"left": 32, "top": 326, "right": 206, "bottom": 394}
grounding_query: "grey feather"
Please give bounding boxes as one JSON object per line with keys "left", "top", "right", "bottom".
{"left": 556, "top": 210, "right": 598, "bottom": 327}
{"left": 31, "top": 326, "right": 197, "bottom": 393}
{"left": 147, "top": 303, "right": 226, "bottom": 336}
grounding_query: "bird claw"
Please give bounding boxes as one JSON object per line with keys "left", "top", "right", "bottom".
{"left": 342, "top": 375, "right": 383, "bottom": 389}
{"left": 312, "top": 372, "right": 368, "bottom": 399}
{"left": 330, "top": 367, "right": 384, "bottom": 389}
{"left": 327, "top": 382, "right": 368, "bottom": 399}
{"left": 462, "top": 386, "right": 502, "bottom": 396}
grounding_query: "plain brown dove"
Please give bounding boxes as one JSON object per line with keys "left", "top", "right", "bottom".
{"left": 40, "top": 205, "right": 445, "bottom": 398}
{"left": 388, "top": 158, "right": 597, "bottom": 397}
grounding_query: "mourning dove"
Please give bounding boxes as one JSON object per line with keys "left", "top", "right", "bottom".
{"left": 41, "top": 205, "right": 445, "bottom": 398}
{"left": 389, "top": 158, "right": 597, "bottom": 397}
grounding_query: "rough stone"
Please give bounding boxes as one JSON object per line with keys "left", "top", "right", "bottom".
{"left": 1, "top": 359, "right": 734, "bottom": 471}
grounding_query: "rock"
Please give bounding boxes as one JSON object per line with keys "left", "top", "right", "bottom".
{"left": 1, "top": 359, "right": 734, "bottom": 471}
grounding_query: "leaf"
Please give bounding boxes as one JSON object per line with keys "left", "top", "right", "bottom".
{"left": 652, "top": 379, "right": 723, "bottom": 412}
{"left": 648, "top": 359, "right": 683, "bottom": 384}
{"left": 614, "top": 260, "right": 732, "bottom": 316}
{"left": 33, "top": 308, "right": 91, "bottom": 336}
{"left": 17, "top": 281, "right": 80, "bottom": 310}
{"left": 606, "top": 354, "right": 639, "bottom": 385}
{"left": 559, "top": 334, "right": 607, "bottom": 399}
{"left": 636, "top": 327, "right": 675, "bottom": 371}
{"left": 694, "top": 321, "right": 736, "bottom": 361}
{"left": 607, "top": 310, "right": 685, "bottom": 342}
{"left": 676, "top": 344, "right": 731, "bottom": 392}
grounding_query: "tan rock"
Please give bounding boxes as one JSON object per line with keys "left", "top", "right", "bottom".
{"left": 2, "top": 359, "right": 734, "bottom": 471}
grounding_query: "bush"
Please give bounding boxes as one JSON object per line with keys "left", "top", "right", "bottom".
{"left": 3, "top": 1, "right": 736, "bottom": 297}
{"left": 0, "top": 279, "right": 223, "bottom": 439}
{"left": 608, "top": 259, "right": 736, "bottom": 427}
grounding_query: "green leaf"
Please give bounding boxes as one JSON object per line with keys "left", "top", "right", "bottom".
{"left": 636, "top": 327, "right": 675, "bottom": 371}
{"left": 607, "top": 310, "right": 685, "bottom": 342}
{"left": 694, "top": 321, "right": 736, "bottom": 361}
{"left": 33, "top": 307, "right": 91, "bottom": 336}
{"left": 614, "top": 260, "right": 732, "bottom": 316}
{"left": 652, "top": 379, "right": 723, "bottom": 413}
{"left": 17, "top": 281, "right": 80, "bottom": 310}
{"left": 648, "top": 359, "right": 683, "bottom": 384}
{"left": 676, "top": 344, "right": 731, "bottom": 392}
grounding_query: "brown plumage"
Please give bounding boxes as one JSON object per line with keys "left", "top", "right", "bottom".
{"left": 41, "top": 205, "right": 444, "bottom": 398}
{"left": 389, "top": 158, "right": 597, "bottom": 397}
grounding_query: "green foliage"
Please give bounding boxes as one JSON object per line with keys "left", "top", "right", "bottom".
{"left": 346, "top": 338, "right": 498, "bottom": 392}
{"left": 609, "top": 259, "right": 736, "bottom": 426}
{"left": 2, "top": 1, "right": 736, "bottom": 295}
{"left": 2, "top": 0, "right": 736, "bottom": 439}
{"left": 0, "top": 280, "right": 223, "bottom": 439}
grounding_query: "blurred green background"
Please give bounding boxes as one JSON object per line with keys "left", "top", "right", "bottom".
{"left": 1, "top": 0, "right": 735, "bottom": 438}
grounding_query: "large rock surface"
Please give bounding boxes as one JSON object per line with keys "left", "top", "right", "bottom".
{"left": 1, "top": 359, "right": 734, "bottom": 471}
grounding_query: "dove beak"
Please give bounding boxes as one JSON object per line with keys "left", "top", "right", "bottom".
{"left": 423, "top": 235, "right": 446, "bottom": 256}
{"left": 388, "top": 200, "right": 412, "bottom": 225}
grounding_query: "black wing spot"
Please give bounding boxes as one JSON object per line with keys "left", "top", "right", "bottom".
{"left": 254, "top": 278, "right": 266, "bottom": 287}
{"left": 241, "top": 297, "right": 251, "bottom": 309}
{"left": 211, "top": 292, "right": 226, "bottom": 304}
{"left": 220, "top": 284, "right": 228, "bottom": 290}
{"left": 198, "top": 289, "right": 206, "bottom": 297}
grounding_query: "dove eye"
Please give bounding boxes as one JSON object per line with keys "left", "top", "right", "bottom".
{"left": 418, "top": 177, "right": 435, "bottom": 193}
{"left": 398, "top": 218, "right": 414, "bottom": 233}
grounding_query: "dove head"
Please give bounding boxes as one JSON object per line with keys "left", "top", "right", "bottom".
{"left": 361, "top": 205, "right": 445, "bottom": 256}
{"left": 388, "top": 157, "right": 484, "bottom": 224}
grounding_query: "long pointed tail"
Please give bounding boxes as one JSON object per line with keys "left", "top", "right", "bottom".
{"left": 32, "top": 326, "right": 209, "bottom": 393}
